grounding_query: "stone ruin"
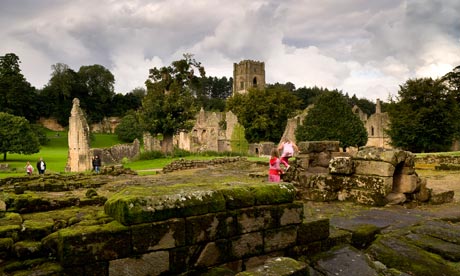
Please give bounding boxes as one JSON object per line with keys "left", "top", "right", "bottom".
{"left": 143, "top": 108, "right": 243, "bottom": 153}
{"left": 65, "top": 98, "right": 91, "bottom": 172}
{"left": 66, "top": 98, "right": 140, "bottom": 172}
{"left": 284, "top": 141, "right": 454, "bottom": 206}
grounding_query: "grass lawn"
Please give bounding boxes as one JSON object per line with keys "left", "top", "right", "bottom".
{"left": 0, "top": 130, "right": 268, "bottom": 178}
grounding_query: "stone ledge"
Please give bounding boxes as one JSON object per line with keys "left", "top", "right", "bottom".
{"left": 104, "top": 183, "right": 296, "bottom": 225}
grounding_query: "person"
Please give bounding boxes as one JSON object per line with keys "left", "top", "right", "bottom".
{"left": 36, "top": 157, "right": 46, "bottom": 175}
{"left": 92, "top": 155, "right": 101, "bottom": 173}
{"left": 268, "top": 148, "right": 284, "bottom": 182}
{"left": 277, "top": 138, "right": 298, "bottom": 170}
{"left": 25, "top": 161, "right": 34, "bottom": 175}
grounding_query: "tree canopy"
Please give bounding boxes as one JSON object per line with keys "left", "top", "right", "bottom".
{"left": 386, "top": 77, "right": 460, "bottom": 152}
{"left": 140, "top": 54, "right": 205, "bottom": 153}
{"left": 227, "top": 83, "right": 301, "bottom": 143}
{"left": 0, "top": 112, "right": 40, "bottom": 161}
{"left": 0, "top": 53, "right": 38, "bottom": 121}
{"left": 295, "top": 91, "right": 368, "bottom": 149}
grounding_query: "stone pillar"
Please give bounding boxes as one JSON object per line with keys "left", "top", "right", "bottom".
{"left": 66, "top": 98, "right": 91, "bottom": 172}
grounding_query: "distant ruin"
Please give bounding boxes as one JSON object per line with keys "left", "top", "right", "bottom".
{"left": 233, "top": 60, "right": 265, "bottom": 95}
{"left": 65, "top": 98, "right": 91, "bottom": 172}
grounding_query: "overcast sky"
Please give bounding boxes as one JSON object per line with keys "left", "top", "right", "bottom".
{"left": 1, "top": 0, "right": 459, "bottom": 101}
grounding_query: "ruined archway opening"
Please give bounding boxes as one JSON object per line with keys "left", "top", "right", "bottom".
{"left": 253, "top": 77, "right": 258, "bottom": 87}
{"left": 392, "top": 161, "right": 405, "bottom": 190}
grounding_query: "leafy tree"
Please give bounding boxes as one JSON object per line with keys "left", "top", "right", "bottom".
{"left": 227, "top": 84, "right": 301, "bottom": 143}
{"left": 78, "top": 64, "right": 115, "bottom": 123}
{"left": 0, "top": 53, "right": 38, "bottom": 121}
{"left": 295, "top": 91, "right": 367, "bottom": 150}
{"left": 0, "top": 112, "right": 40, "bottom": 161}
{"left": 140, "top": 54, "right": 205, "bottom": 154}
{"left": 195, "top": 76, "right": 232, "bottom": 111}
{"left": 386, "top": 78, "right": 460, "bottom": 152}
{"left": 115, "top": 111, "right": 143, "bottom": 142}
{"left": 293, "top": 86, "right": 330, "bottom": 110}
{"left": 39, "top": 63, "right": 82, "bottom": 126}
{"left": 442, "top": 65, "right": 460, "bottom": 100}
{"left": 348, "top": 94, "right": 376, "bottom": 116}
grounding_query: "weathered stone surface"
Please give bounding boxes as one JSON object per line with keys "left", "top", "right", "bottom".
{"left": 346, "top": 189, "right": 389, "bottom": 206}
{"left": 230, "top": 232, "right": 263, "bottom": 259}
{"left": 279, "top": 203, "right": 304, "bottom": 226}
{"left": 354, "top": 160, "right": 395, "bottom": 177}
{"left": 298, "top": 141, "right": 340, "bottom": 154}
{"left": 264, "top": 225, "right": 297, "bottom": 252}
{"left": 236, "top": 257, "right": 308, "bottom": 276}
{"left": 367, "top": 235, "right": 460, "bottom": 276}
{"left": 355, "top": 147, "right": 415, "bottom": 167}
{"left": 105, "top": 183, "right": 296, "bottom": 225}
{"left": 109, "top": 251, "right": 169, "bottom": 276}
{"left": 131, "top": 218, "right": 185, "bottom": 253}
{"left": 314, "top": 245, "right": 378, "bottom": 276}
{"left": 385, "top": 192, "right": 406, "bottom": 205}
{"left": 392, "top": 174, "right": 418, "bottom": 193}
{"left": 297, "top": 218, "right": 329, "bottom": 245}
{"left": 329, "top": 157, "right": 354, "bottom": 175}
{"left": 237, "top": 206, "right": 277, "bottom": 234}
{"left": 195, "top": 240, "right": 229, "bottom": 267}
{"left": 405, "top": 232, "right": 460, "bottom": 261}
{"left": 429, "top": 188, "right": 454, "bottom": 205}
{"left": 414, "top": 178, "right": 430, "bottom": 202}
{"left": 57, "top": 221, "right": 131, "bottom": 266}
{"left": 186, "top": 212, "right": 236, "bottom": 244}
{"left": 351, "top": 224, "right": 381, "bottom": 249}
{"left": 66, "top": 98, "right": 91, "bottom": 172}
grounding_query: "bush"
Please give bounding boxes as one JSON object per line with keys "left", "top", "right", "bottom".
{"left": 139, "top": 151, "right": 164, "bottom": 160}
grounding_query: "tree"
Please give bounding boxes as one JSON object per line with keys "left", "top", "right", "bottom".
{"left": 115, "top": 111, "right": 143, "bottom": 142}
{"left": 227, "top": 84, "right": 301, "bottom": 143}
{"left": 140, "top": 54, "right": 205, "bottom": 154}
{"left": 0, "top": 53, "right": 38, "bottom": 121}
{"left": 386, "top": 78, "right": 460, "bottom": 152}
{"left": 295, "top": 91, "right": 367, "bottom": 150}
{"left": 39, "top": 63, "right": 82, "bottom": 126}
{"left": 0, "top": 112, "right": 40, "bottom": 161}
{"left": 78, "top": 64, "right": 116, "bottom": 123}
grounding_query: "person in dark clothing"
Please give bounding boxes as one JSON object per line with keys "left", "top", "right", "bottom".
{"left": 92, "top": 155, "right": 102, "bottom": 173}
{"left": 36, "top": 157, "right": 46, "bottom": 175}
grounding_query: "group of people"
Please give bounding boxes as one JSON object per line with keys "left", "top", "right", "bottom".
{"left": 24, "top": 155, "right": 102, "bottom": 175}
{"left": 25, "top": 157, "right": 47, "bottom": 175}
{"left": 268, "top": 138, "right": 298, "bottom": 182}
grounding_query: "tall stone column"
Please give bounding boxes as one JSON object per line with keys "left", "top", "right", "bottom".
{"left": 66, "top": 98, "right": 91, "bottom": 172}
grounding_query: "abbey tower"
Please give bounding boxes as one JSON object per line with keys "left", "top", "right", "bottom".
{"left": 232, "top": 60, "right": 265, "bottom": 95}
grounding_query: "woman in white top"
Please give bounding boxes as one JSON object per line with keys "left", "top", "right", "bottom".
{"left": 277, "top": 138, "right": 298, "bottom": 170}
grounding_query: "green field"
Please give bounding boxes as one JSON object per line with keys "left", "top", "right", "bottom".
{"left": 0, "top": 130, "right": 266, "bottom": 178}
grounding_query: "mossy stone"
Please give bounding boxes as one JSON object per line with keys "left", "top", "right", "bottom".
{"left": 351, "top": 224, "right": 380, "bottom": 249}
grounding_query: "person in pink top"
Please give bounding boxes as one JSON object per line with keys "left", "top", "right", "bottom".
{"left": 268, "top": 148, "right": 284, "bottom": 182}
{"left": 277, "top": 138, "right": 298, "bottom": 170}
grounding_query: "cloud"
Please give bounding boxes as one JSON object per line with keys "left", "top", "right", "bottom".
{"left": 1, "top": 0, "right": 459, "bottom": 101}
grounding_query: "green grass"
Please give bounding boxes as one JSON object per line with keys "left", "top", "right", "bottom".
{"left": 0, "top": 130, "right": 267, "bottom": 178}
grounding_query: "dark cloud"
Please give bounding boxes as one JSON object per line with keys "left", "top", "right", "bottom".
{"left": 1, "top": 0, "right": 459, "bottom": 100}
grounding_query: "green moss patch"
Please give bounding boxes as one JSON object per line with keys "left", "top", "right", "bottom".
{"left": 104, "top": 182, "right": 296, "bottom": 226}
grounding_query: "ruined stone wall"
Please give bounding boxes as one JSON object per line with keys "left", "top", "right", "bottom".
{"left": 29, "top": 183, "right": 330, "bottom": 275}
{"left": 38, "top": 117, "right": 65, "bottom": 131}
{"left": 66, "top": 98, "right": 91, "bottom": 172}
{"left": 162, "top": 157, "right": 246, "bottom": 173}
{"left": 92, "top": 139, "right": 140, "bottom": 165}
{"left": 143, "top": 132, "right": 162, "bottom": 152}
{"left": 90, "top": 117, "right": 120, "bottom": 133}
{"left": 171, "top": 109, "right": 242, "bottom": 153}
{"left": 286, "top": 143, "right": 451, "bottom": 206}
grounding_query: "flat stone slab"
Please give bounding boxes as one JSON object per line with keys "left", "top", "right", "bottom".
{"left": 104, "top": 182, "right": 296, "bottom": 225}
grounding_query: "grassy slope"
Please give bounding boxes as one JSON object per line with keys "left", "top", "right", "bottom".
{"left": 0, "top": 130, "right": 267, "bottom": 178}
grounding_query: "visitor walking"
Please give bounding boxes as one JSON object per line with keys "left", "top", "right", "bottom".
{"left": 36, "top": 157, "right": 46, "bottom": 175}
{"left": 268, "top": 148, "right": 284, "bottom": 182}
{"left": 277, "top": 138, "right": 298, "bottom": 170}
{"left": 92, "top": 155, "right": 102, "bottom": 173}
{"left": 25, "top": 161, "right": 34, "bottom": 175}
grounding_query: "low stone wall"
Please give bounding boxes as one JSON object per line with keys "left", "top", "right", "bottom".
{"left": 415, "top": 155, "right": 460, "bottom": 165}
{"left": 92, "top": 139, "right": 140, "bottom": 164}
{"left": 162, "top": 157, "right": 246, "bottom": 173}
{"left": 287, "top": 144, "right": 453, "bottom": 206}
{"left": 33, "top": 182, "right": 328, "bottom": 275}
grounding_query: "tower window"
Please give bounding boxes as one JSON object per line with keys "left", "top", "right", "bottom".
{"left": 253, "top": 77, "right": 257, "bottom": 87}
{"left": 240, "top": 81, "right": 244, "bottom": 90}
{"left": 371, "top": 126, "right": 374, "bottom": 136}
